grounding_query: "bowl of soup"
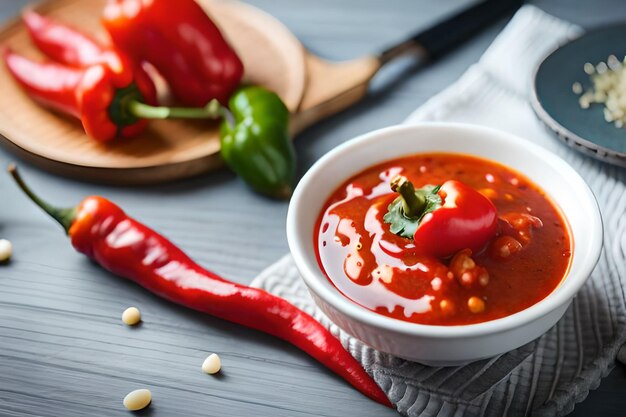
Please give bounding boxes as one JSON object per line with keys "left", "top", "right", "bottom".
{"left": 287, "top": 123, "right": 602, "bottom": 365}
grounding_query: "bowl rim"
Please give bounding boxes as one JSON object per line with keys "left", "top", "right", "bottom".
{"left": 287, "top": 122, "right": 603, "bottom": 338}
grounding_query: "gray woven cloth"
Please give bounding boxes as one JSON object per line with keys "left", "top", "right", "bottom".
{"left": 251, "top": 6, "right": 626, "bottom": 416}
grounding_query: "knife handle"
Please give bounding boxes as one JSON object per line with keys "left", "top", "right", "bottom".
{"left": 379, "top": 0, "right": 523, "bottom": 64}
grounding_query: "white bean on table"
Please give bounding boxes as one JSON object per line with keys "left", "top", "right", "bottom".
{"left": 122, "top": 307, "right": 142, "bottom": 326}
{"left": 123, "top": 388, "right": 152, "bottom": 411}
{"left": 202, "top": 353, "right": 222, "bottom": 374}
{"left": 0, "top": 239, "right": 12, "bottom": 263}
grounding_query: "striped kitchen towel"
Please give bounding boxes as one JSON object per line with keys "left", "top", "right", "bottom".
{"left": 252, "top": 5, "right": 626, "bottom": 416}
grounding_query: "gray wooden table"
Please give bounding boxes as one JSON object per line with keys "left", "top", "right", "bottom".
{"left": 1, "top": 0, "right": 625, "bottom": 416}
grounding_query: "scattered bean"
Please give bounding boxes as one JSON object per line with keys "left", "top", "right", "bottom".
{"left": 449, "top": 249, "right": 489, "bottom": 289}
{"left": 468, "top": 296, "right": 486, "bottom": 314}
{"left": 440, "top": 299, "right": 455, "bottom": 315}
{"left": 0, "top": 239, "right": 12, "bottom": 263}
{"left": 478, "top": 271, "right": 489, "bottom": 287}
{"left": 202, "top": 353, "right": 222, "bottom": 374}
{"left": 490, "top": 235, "right": 523, "bottom": 259}
{"left": 122, "top": 307, "right": 141, "bottom": 326}
{"left": 123, "top": 388, "right": 151, "bottom": 411}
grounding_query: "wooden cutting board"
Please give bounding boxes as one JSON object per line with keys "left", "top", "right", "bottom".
{"left": 0, "top": 0, "right": 381, "bottom": 184}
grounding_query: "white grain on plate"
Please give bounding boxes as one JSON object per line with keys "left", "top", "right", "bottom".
{"left": 608, "top": 54, "right": 621, "bottom": 70}
{"left": 579, "top": 93, "right": 591, "bottom": 109}
{"left": 596, "top": 61, "right": 608, "bottom": 74}
{"left": 576, "top": 55, "right": 626, "bottom": 129}
{"left": 584, "top": 62, "right": 595, "bottom": 74}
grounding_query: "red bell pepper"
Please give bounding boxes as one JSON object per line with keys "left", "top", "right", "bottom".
{"left": 102, "top": 0, "right": 244, "bottom": 107}
{"left": 384, "top": 176, "right": 498, "bottom": 259}
{"left": 8, "top": 165, "right": 392, "bottom": 408}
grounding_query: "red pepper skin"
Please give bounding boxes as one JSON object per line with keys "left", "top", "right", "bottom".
{"left": 23, "top": 11, "right": 110, "bottom": 69}
{"left": 67, "top": 196, "right": 391, "bottom": 407}
{"left": 414, "top": 180, "right": 498, "bottom": 258}
{"left": 77, "top": 64, "right": 129, "bottom": 140}
{"left": 11, "top": 12, "right": 158, "bottom": 140}
{"left": 4, "top": 50, "right": 84, "bottom": 118}
{"left": 22, "top": 11, "right": 156, "bottom": 93}
{"left": 102, "top": 0, "right": 244, "bottom": 106}
{"left": 4, "top": 48, "right": 156, "bottom": 141}
{"left": 76, "top": 60, "right": 158, "bottom": 139}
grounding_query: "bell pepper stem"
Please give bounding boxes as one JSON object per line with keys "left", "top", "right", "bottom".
{"left": 390, "top": 175, "right": 426, "bottom": 218}
{"left": 7, "top": 164, "right": 76, "bottom": 234}
{"left": 127, "top": 98, "right": 226, "bottom": 120}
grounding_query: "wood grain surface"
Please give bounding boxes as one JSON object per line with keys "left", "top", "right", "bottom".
{"left": 0, "top": 0, "right": 308, "bottom": 184}
{"left": 1, "top": 0, "right": 625, "bottom": 416}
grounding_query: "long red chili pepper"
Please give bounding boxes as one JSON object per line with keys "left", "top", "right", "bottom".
{"left": 5, "top": 12, "right": 158, "bottom": 141}
{"left": 8, "top": 165, "right": 391, "bottom": 408}
{"left": 102, "top": 0, "right": 244, "bottom": 106}
{"left": 22, "top": 11, "right": 156, "bottom": 102}
{"left": 23, "top": 10, "right": 115, "bottom": 69}
{"left": 4, "top": 50, "right": 155, "bottom": 141}
{"left": 4, "top": 52, "right": 85, "bottom": 118}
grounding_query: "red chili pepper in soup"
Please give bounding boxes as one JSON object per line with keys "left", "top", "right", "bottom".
{"left": 384, "top": 176, "right": 498, "bottom": 258}
{"left": 315, "top": 153, "right": 572, "bottom": 326}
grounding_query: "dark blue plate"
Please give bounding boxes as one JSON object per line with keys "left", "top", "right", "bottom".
{"left": 531, "top": 24, "right": 626, "bottom": 167}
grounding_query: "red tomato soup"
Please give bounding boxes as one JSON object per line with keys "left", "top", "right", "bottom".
{"left": 315, "top": 153, "right": 572, "bottom": 325}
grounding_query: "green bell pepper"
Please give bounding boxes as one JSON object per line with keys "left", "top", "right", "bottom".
{"left": 120, "top": 84, "right": 295, "bottom": 197}
{"left": 220, "top": 86, "right": 295, "bottom": 198}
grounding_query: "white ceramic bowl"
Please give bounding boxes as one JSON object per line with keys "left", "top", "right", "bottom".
{"left": 287, "top": 123, "right": 603, "bottom": 366}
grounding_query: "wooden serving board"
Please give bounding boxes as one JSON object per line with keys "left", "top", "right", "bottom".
{"left": 0, "top": 0, "right": 381, "bottom": 184}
